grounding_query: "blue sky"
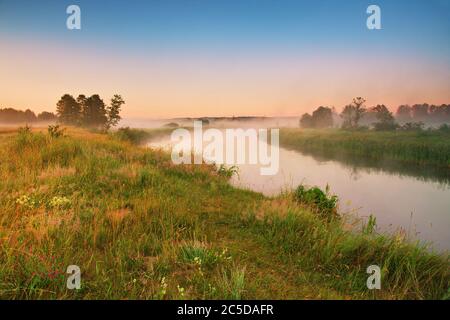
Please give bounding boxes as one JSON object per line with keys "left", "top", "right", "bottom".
{"left": 1, "top": 0, "right": 449, "bottom": 56}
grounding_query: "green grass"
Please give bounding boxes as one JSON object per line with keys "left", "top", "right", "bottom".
{"left": 0, "top": 127, "right": 448, "bottom": 299}
{"left": 280, "top": 128, "right": 450, "bottom": 169}
{"left": 111, "top": 127, "right": 173, "bottom": 145}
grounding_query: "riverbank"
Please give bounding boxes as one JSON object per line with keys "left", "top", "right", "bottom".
{"left": 280, "top": 128, "right": 450, "bottom": 169}
{"left": 0, "top": 127, "right": 448, "bottom": 299}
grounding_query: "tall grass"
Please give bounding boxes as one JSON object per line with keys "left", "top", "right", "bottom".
{"left": 111, "top": 127, "right": 173, "bottom": 145}
{"left": 280, "top": 129, "right": 450, "bottom": 168}
{"left": 239, "top": 198, "right": 449, "bottom": 299}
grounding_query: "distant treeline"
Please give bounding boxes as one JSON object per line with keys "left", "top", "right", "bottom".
{"left": 0, "top": 108, "right": 57, "bottom": 124}
{"left": 0, "top": 93, "right": 125, "bottom": 130}
{"left": 300, "top": 99, "right": 450, "bottom": 130}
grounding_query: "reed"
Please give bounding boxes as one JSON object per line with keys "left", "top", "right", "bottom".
{"left": 280, "top": 128, "right": 450, "bottom": 168}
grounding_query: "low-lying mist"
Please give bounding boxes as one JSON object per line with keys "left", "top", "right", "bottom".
{"left": 119, "top": 117, "right": 301, "bottom": 129}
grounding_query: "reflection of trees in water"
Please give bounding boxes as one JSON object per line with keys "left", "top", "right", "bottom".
{"left": 287, "top": 147, "right": 450, "bottom": 187}
{"left": 348, "top": 166, "right": 363, "bottom": 181}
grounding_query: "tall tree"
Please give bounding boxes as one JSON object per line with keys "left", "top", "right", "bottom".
{"left": 76, "top": 94, "right": 87, "bottom": 111}
{"left": 106, "top": 94, "right": 125, "bottom": 129}
{"left": 56, "top": 94, "right": 80, "bottom": 125}
{"left": 372, "top": 104, "right": 397, "bottom": 130}
{"left": 37, "top": 111, "right": 57, "bottom": 122}
{"left": 299, "top": 113, "right": 313, "bottom": 128}
{"left": 411, "top": 104, "right": 429, "bottom": 121}
{"left": 81, "top": 94, "right": 107, "bottom": 128}
{"left": 340, "top": 97, "right": 367, "bottom": 129}
{"left": 311, "top": 106, "right": 333, "bottom": 128}
{"left": 396, "top": 105, "right": 412, "bottom": 123}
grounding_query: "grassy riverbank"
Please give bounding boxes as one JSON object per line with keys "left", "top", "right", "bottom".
{"left": 0, "top": 127, "right": 448, "bottom": 299}
{"left": 280, "top": 129, "right": 450, "bottom": 169}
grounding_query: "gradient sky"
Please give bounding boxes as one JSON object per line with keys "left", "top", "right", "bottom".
{"left": 0, "top": 0, "right": 449, "bottom": 118}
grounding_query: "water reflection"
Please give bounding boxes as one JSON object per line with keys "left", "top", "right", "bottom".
{"left": 288, "top": 146, "right": 450, "bottom": 187}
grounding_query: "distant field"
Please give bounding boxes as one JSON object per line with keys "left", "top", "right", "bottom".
{"left": 280, "top": 128, "right": 450, "bottom": 168}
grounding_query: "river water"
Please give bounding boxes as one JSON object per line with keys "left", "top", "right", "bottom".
{"left": 147, "top": 132, "right": 450, "bottom": 252}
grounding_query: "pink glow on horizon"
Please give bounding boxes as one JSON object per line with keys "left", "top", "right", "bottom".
{"left": 1, "top": 38, "right": 449, "bottom": 118}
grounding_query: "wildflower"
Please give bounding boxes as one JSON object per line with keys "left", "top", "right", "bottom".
{"left": 49, "top": 196, "right": 71, "bottom": 209}
{"left": 16, "top": 195, "right": 37, "bottom": 210}
{"left": 193, "top": 256, "right": 204, "bottom": 276}
{"left": 193, "top": 256, "right": 202, "bottom": 265}
{"left": 208, "top": 283, "right": 217, "bottom": 295}
{"left": 159, "top": 276, "right": 168, "bottom": 297}
{"left": 177, "top": 285, "right": 185, "bottom": 298}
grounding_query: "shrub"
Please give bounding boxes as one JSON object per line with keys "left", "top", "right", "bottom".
{"left": 294, "top": 185, "right": 338, "bottom": 220}
{"left": 47, "top": 125, "right": 65, "bottom": 138}
{"left": 217, "top": 164, "right": 239, "bottom": 179}
{"left": 113, "top": 127, "right": 150, "bottom": 145}
{"left": 438, "top": 124, "right": 450, "bottom": 133}
{"left": 400, "top": 122, "right": 425, "bottom": 131}
{"left": 18, "top": 124, "right": 32, "bottom": 135}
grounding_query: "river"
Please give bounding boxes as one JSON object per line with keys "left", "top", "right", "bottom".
{"left": 147, "top": 132, "right": 450, "bottom": 252}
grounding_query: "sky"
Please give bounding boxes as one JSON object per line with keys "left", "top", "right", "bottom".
{"left": 0, "top": 0, "right": 449, "bottom": 118}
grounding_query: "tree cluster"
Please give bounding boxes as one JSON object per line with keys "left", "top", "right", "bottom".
{"left": 299, "top": 98, "right": 450, "bottom": 130}
{"left": 0, "top": 108, "right": 57, "bottom": 124}
{"left": 299, "top": 106, "right": 334, "bottom": 128}
{"left": 56, "top": 94, "right": 125, "bottom": 129}
{"left": 395, "top": 104, "right": 450, "bottom": 124}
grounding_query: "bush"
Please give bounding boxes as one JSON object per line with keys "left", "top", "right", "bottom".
{"left": 113, "top": 127, "right": 151, "bottom": 145}
{"left": 373, "top": 122, "right": 398, "bottom": 131}
{"left": 48, "top": 125, "right": 65, "bottom": 138}
{"left": 438, "top": 123, "right": 450, "bottom": 133}
{"left": 400, "top": 122, "right": 425, "bottom": 131}
{"left": 294, "top": 185, "right": 338, "bottom": 220}
{"left": 217, "top": 164, "right": 239, "bottom": 179}
{"left": 17, "top": 124, "right": 32, "bottom": 135}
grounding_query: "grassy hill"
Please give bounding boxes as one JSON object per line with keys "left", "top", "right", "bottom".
{"left": 0, "top": 127, "right": 448, "bottom": 299}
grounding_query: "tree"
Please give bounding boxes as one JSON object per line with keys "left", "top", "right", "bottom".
{"left": 299, "top": 106, "right": 333, "bottom": 129}
{"left": 352, "top": 97, "right": 366, "bottom": 127}
{"left": 299, "top": 113, "right": 314, "bottom": 128}
{"left": 429, "top": 104, "right": 450, "bottom": 123}
{"left": 396, "top": 105, "right": 412, "bottom": 123}
{"left": 24, "top": 109, "right": 37, "bottom": 122}
{"left": 311, "top": 106, "right": 333, "bottom": 128}
{"left": 411, "top": 104, "right": 429, "bottom": 121}
{"left": 55, "top": 93, "right": 124, "bottom": 128}
{"left": 372, "top": 104, "right": 397, "bottom": 130}
{"left": 340, "top": 97, "right": 367, "bottom": 129}
{"left": 81, "top": 94, "right": 108, "bottom": 128}
{"left": 37, "top": 111, "right": 57, "bottom": 122}
{"left": 56, "top": 94, "right": 80, "bottom": 125}
{"left": 341, "top": 105, "right": 355, "bottom": 128}
{"left": 106, "top": 94, "right": 125, "bottom": 129}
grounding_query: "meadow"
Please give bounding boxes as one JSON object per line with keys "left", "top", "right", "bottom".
{"left": 0, "top": 126, "right": 448, "bottom": 299}
{"left": 279, "top": 128, "right": 450, "bottom": 169}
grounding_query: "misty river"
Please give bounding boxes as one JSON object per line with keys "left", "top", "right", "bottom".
{"left": 147, "top": 132, "right": 450, "bottom": 252}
